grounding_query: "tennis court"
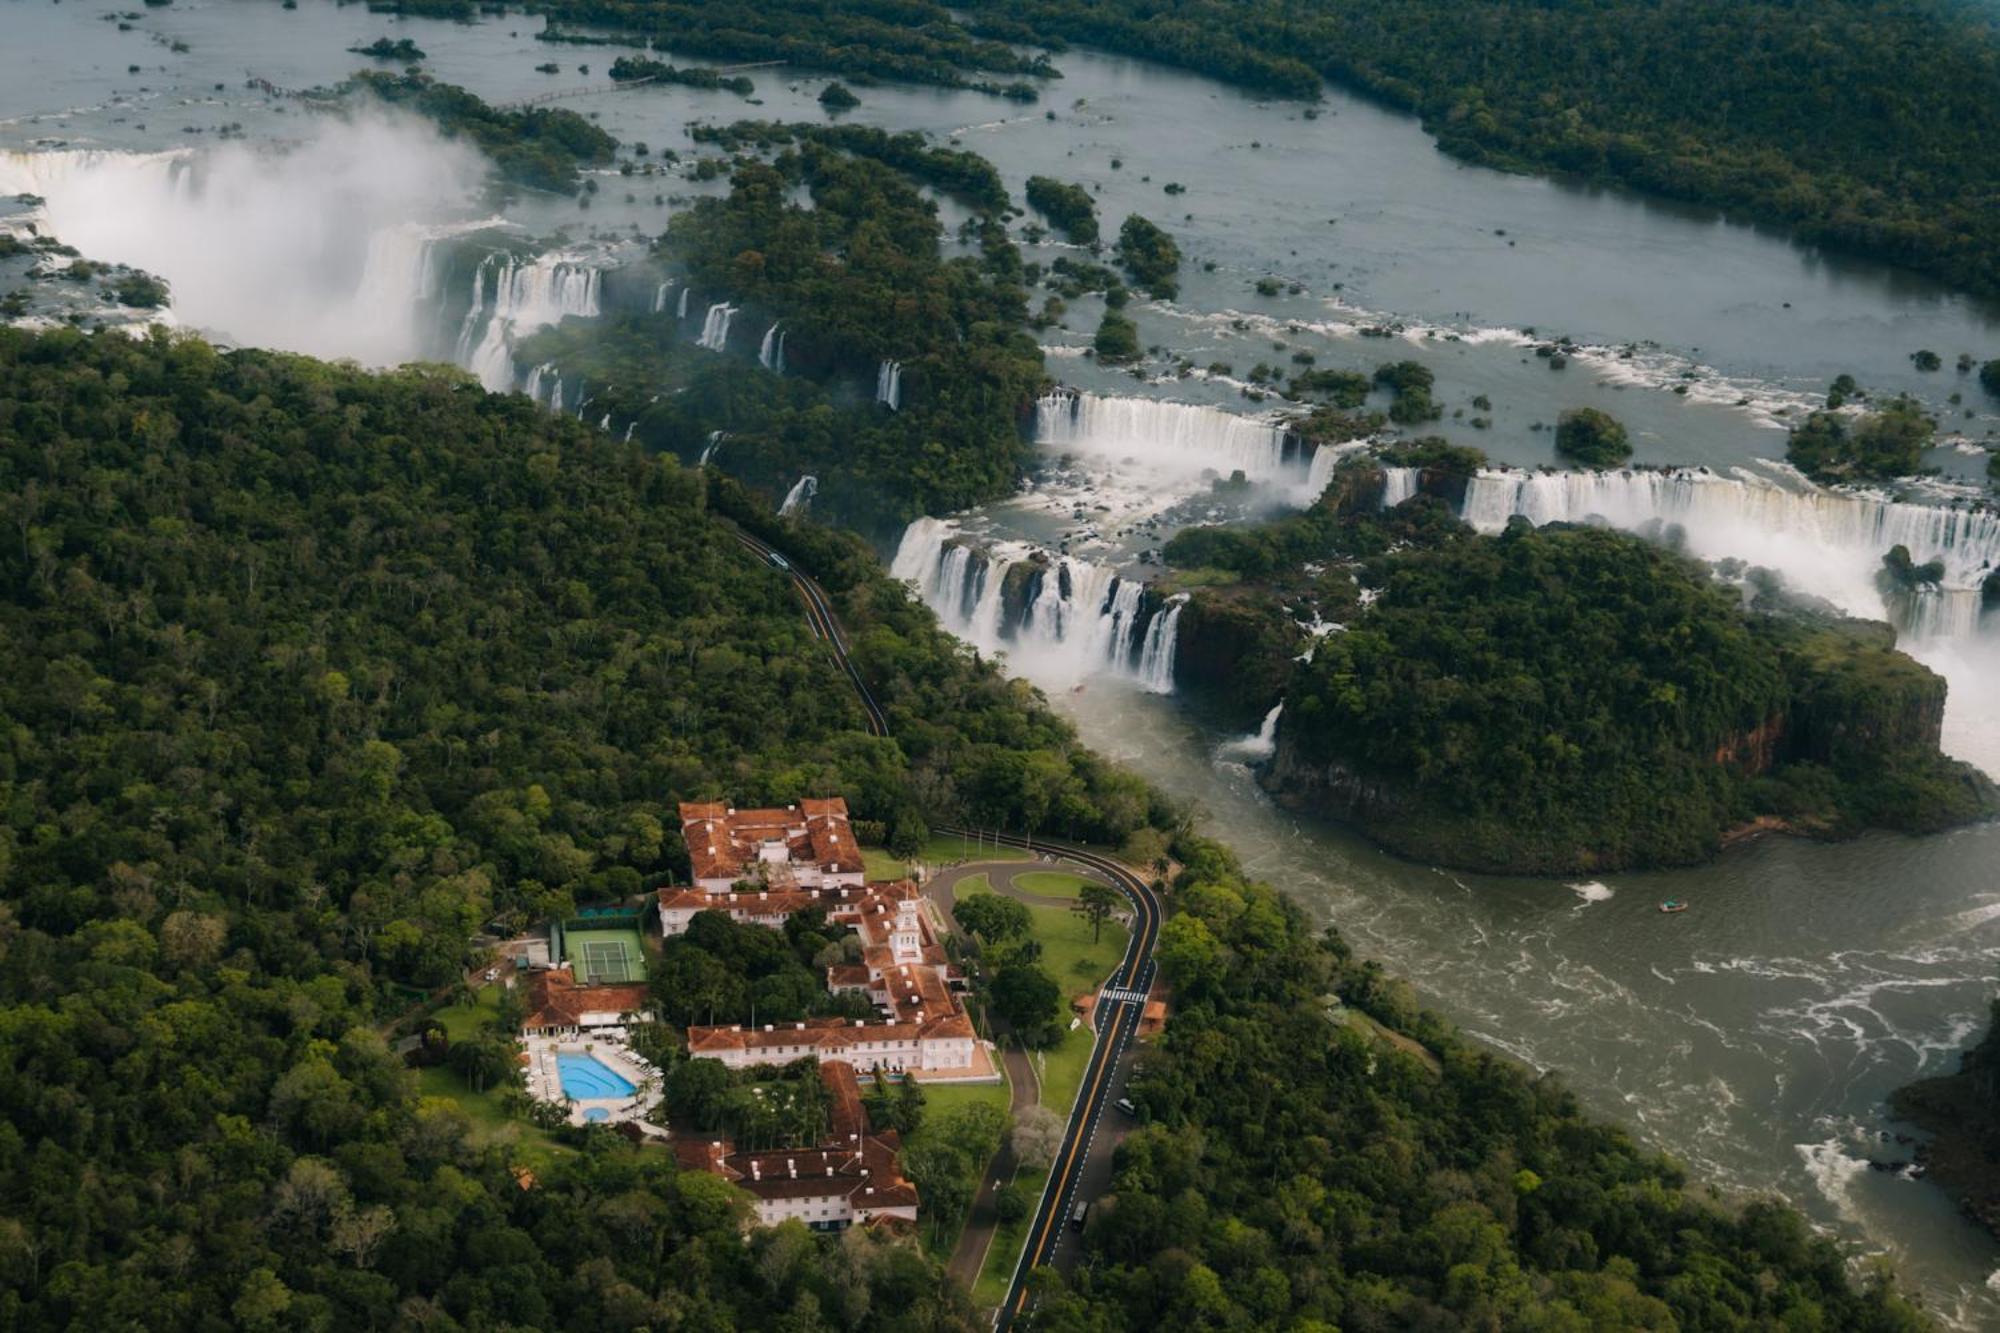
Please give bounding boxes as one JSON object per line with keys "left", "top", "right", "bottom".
{"left": 562, "top": 927, "right": 647, "bottom": 984}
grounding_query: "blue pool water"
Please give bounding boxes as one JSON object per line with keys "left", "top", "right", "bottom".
{"left": 557, "top": 1052, "right": 636, "bottom": 1099}
{"left": 583, "top": 1107, "right": 610, "bottom": 1123}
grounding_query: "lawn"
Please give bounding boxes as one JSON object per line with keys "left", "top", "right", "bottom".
{"left": 1012, "top": 870, "right": 1094, "bottom": 900}
{"left": 862, "top": 846, "right": 910, "bottom": 880}
{"left": 919, "top": 833, "right": 1033, "bottom": 868}
{"left": 433, "top": 984, "right": 504, "bottom": 1041}
{"left": 417, "top": 987, "right": 569, "bottom": 1166}
{"left": 953, "top": 880, "right": 1128, "bottom": 1117}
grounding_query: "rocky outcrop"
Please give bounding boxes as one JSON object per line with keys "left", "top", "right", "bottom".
{"left": 1171, "top": 588, "right": 1306, "bottom": 729}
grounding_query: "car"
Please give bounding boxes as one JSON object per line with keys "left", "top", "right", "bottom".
{"left": 768, "top": 552, "right": 790, "bottom": 570}
{"left": 1114, "top": 1097, "right": 1137, "bottom": 1117}
{"left": 483, "top": 968, "right": 499, "bottom": 982}
{"left": 1070, "top": 1200, "right": 1089, "bottom": 1227}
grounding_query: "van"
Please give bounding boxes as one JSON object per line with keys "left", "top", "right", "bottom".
{"left": 1114, "top": 1097, "right": 1137, "bottom": 1117}
{"left": 768, "top": 552, "right": 790, "bottom": 571}
{"left": 1070, "top": 1199, "right": 1089, "bottom": 1227}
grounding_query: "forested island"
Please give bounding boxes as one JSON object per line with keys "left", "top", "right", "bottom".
{"left": 1165, "top": 455, "right": 1993, "bottom": 874}
{"left": 514, "top": 137, "right": 1040, "bottom": 532}
{"left": 1895, "top": 1002, "right": 2000, "bottom": 1241}
{"left": 0, "top": 324, "right": 1933, "bottom": 1330}
{"left": 346, "top": 71, "right": 616, "bottom": 191}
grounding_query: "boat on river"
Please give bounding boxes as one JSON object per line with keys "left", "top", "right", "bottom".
{"left": 1659, "top": 899, "right": 1689, "bottom": 914}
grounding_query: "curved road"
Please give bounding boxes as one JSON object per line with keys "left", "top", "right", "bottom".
{"left": 730, "top": 524, "right": 1165, "bottom": 1327}
{"left": 941, "top": 829, "right": 1162, "bottom": 1331}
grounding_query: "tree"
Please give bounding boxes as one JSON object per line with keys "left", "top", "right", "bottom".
{"left": 1093, "top": 310, "right": 1140, "bottom": 363}
{"left": 1554, "top": 408, "right": 1632, "bottom": 466}
{"left": 991, "top": 961, "right": 1065, "bottom": 1047}
{"left": 1076, "top": 882, "right": 1122, "bottom": 944}
{"left": 1157, "top": 914, "right": 1227, "bottom": 999}
{"left": 1011, "top": 1103, "right": 1065, "bottom": 1171}
{"left": 818, "top": 81, "right": 859, "bottom": 112}
{"left": 955, "top": 892, "right": 1030, "bottom": 944}
{"left": 1115, "top": 214, "right": 1181, "bottom": 298}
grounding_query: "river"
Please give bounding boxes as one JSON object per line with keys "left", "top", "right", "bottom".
{"left": 5, "top": 2, "right": 2000, "bottom": 1320}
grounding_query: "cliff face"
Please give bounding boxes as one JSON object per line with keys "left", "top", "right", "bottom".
{"left": 1172, "top": 588, "right": 1306, "bottom": 729}
{"left": 1892, "top": 1000, "right": 2000, "bottom": 1240}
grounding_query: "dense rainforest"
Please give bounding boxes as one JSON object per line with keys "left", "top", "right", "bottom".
{"left": 954, "top": 0, "right": 2000, "bottom": 299}
{"left": 1028, "top": 831, "right": 1928, "bottom": 1331}
{"left": 514, "top": 139, "right": 1044, "bottom": 534}
{"left": 0, "top": 324, "right": 1157, "bottom": 1329}
{"left": 1165, "top": 458, "right": 1992, "bottom": 874}
{"left": 0, "top": 321, "right": 1936, "bottom": 1327}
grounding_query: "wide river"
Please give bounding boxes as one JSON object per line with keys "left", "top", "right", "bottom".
{"left": 6, "top": 2, "right": 2000, "bottom": 1321}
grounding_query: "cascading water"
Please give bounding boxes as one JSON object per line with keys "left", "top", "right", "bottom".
{"left": 876, "top": 360, "right": 902, "bottom": 410}
{"left": 890, "top": 517, "right": 1180, "bottom": 691}
{"left": 677, "top": 287, "right": 691, "bottom": 319}
{"left": 522, "top": 362, "right": 557, "bottom": 406}
{"left": 653, "top": 279, "right": 675, "bottom": 313}
{"left": 760, "top": 323, "right": 787, "bottom": 373}
{"left": 1381, "top": 465, "right": 1419, "bottom": 507}
{"left": 1136, "top": 596, "right": 1185, "bottom": 693}
{"left": 1035, "top": 390, "right": 1310, "bottom": 486}
{"left": 1220, "top": 701, "right": 1285, "bottom": 762}
{"left": 697, "top": 302, "right": 738, "bottom": 351}
{"left": 622, "top": 421, "right": 637, "bottom": 444}
{"left": 1447, "top": 466, "right": 2000, "bottom": 629}
{"left": 779, "top": 475, "right": 818, "bottom": 516}
{"left": 1413, "top": 464, "right": 2000, "bottom": 769}
{"left": 461, "top": 253, "right": 602, "bottom": 391}
{"left": 699, "top": 431, "right": 726, "bottom": 466}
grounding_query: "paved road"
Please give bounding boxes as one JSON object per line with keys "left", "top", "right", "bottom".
{"left": 727, "top": 527, "right": 1166, "bottom": 1325}
{"left": 940, "top": 830, "right": 1163, "bottom": 1332}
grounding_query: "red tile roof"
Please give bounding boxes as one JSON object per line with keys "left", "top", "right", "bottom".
{"left": 679, "top": 798, "right": 863, "bottom": 883}
{"left": 521, "top": 967, "right": 652, "bottom": 1032}
{"left": 674, "top": 1060, "right": 920, "bottom": 1214}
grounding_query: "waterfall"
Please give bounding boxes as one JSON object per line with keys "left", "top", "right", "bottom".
{"left": 697, "top": 302, "right": 738, "bottom": 351}
{"left": 461, "top": 253, "right": 603, "bottom": 392}
{"left": 598, "top": 412, "right": 611, "bottom": 432}
{"left": 677, "top": 286, "right": 690, "bottom": 319}
{"left": 1447, "top": 467, "right": 2000, "bottom": 619}
{"left": 452, "top": 253, "right": 495, "bottom": 364}
{"left": 779, "top": 475, "right": 818, "bottom": 517}
{"left": 1220, "top": 702, "right": 1284, "bottom": 762}
{"left": 699, "top": 430, "right": 726, "bottom": 466}
{"left": 653, "top": 279, "right": 675, "bottom": 313}
{"left": 1136, "top": 597, "right": 1185, "bottom": 693}
{"left": 1035, "top": 390, "right": 1309, "bottom": 485}
{"left": 876, "top": 360, "right": 902, "bottom": 410}
{"left": 1424, "top": 465, "right": 2000, "bottom": 768}
{"left": 1381, "top": 466, "right": 1419, "bottom": 507}
{"left": 760, "top": 322, "right": 785, "bottom": 373}
{"left": 622, "top": 421, "right": 637, "bottom": 444}
{"left": 889, "top": 517, "right": 1176, "bottom": 691}
{"left": 523, "top": 361, "right": 556, "bottom": 405}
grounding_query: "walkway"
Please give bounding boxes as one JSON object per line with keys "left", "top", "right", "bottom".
{"left": 946, "top": 1042, "right": 1038, "bottom": 1290}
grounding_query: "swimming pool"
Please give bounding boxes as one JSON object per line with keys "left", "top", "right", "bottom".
{"left": 557, "top": 1052, "right": 636, "bottom": 1100}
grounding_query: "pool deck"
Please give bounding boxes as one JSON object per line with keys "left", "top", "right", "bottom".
{"left": 524, "top": 1032, "right": 662, "bottom": 1127}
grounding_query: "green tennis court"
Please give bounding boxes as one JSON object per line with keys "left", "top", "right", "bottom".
{"left": 563, "top": 928, "right": 646, "bottom": 984}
